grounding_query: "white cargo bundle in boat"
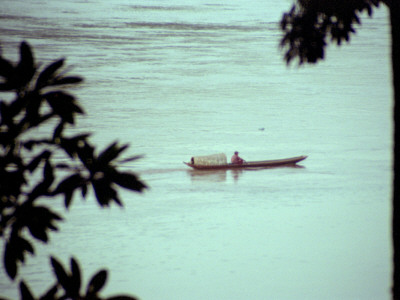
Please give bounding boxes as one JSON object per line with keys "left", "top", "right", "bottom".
{"left": 191, "top": 153, "right": 227, "bottom": 166}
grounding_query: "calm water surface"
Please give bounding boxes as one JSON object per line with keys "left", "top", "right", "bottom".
{"left": 0, "top": 0, "right": 392, "bottom": 299}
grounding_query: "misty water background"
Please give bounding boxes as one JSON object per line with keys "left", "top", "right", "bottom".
{"left": 0, "top": 0, "right": 392, "bottom": 299}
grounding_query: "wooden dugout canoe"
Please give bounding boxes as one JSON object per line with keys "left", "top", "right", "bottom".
{"left": 184, "top": 155, "right": 307, "bottom": 170}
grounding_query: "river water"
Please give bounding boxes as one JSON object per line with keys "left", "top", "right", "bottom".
{"left": 0, "top": 0, "right": 393, "bottom": 299}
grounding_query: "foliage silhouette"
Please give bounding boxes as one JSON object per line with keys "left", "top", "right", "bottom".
{"left": 280, "top": 0, "right": 381, "bottom": 64}
{"left": 279, "top": 0, "right": 399, "bottom": 298}
{"left": 0, "top": 41, "right": 146, "bottom": 299}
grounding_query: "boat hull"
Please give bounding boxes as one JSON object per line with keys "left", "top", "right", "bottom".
{"left": 184, "top": 155, "right": 307, "bottom": 170}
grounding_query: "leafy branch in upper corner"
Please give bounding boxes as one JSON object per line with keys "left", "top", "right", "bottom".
{"left": 0, "top": 41, "right": 146, "bottom": 299}
{"left": 279, "top": 0, "right": 381, "bottom": 65}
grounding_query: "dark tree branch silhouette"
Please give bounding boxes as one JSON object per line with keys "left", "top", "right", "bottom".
{"left": 280, "top": 0, "right": 399, "bottom": 298}
{"left": 0, "top": 41, "right": 146, "bottom": 299}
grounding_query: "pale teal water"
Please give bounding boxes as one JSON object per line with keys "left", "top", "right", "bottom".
{"left": 0, "top": 1, "right": 392, "bottom": 299}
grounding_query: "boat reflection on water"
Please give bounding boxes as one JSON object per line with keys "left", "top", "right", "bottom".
{"left": 187, "top": 164, "right": 304, "bottom": 182}
{"left": 187, "top": 169, "right": 229, "bottom": 182}
{"left": 231, "top": 169, "right": 243, "bottom": 182}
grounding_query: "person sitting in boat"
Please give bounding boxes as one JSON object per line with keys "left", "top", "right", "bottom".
{"left": 231, "top": 151, "right": 244, "bottom": 164}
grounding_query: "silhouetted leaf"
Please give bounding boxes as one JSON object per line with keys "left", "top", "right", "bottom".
{"left": 64, "top": 190, "right": 73, "bottom": 209}
{"left": 53, "top": 173, "right": 84, "bottom": 205}
{"left": 77, "top": 141, "right": 95, "bottom": 168}
{"left": 28, "top": 160, "right": 54, "bottom": 201}
{"left": 51, "top": 257, "right": 70, "bottom": 292}
{"left": 45, "top": 159, "right": 54, "bottom": 181}
{"left": 0, "top": 80, "right": 14, "bottom": 91}
{"left": 92, "top": 179, "right": 117, "bottom": 207}
{"left": 16, "top": 42, "right": 36, "bottom": 88}
{"left": 366, "top": 3, "right": 373, "bottom": 16}
{"left": 113, "top": 195, "right": 122, "bottom": 207}
{"left": 35, "top": 59, "right": 64, "bottom": 90}
{"left": 18, "top": 237, "right": 34, "bottom": 256}
{"left": 51, "top": 76, "right": 83, "bottom": 86}
{"left": 81, "top": 183, "right": 88, "bottom": 198}
{"left": 53, "top": 173, "right": 85, "bottom": 208}
{"left": 1, "top": 169, "right": 26, "bottom": 198}
{"left": 8, "top": 94, "right": 32, "bottom": 120}
{"left": 27, "top": 225, "right": 48, "bottom": 243}
{"left": 112, "top": 171, "right": 147, "bottom": 192}
{"left": 53, "top": 122, "right": 64, "bottom": 140}
{"left": 0, "top": 101, "right": 9, "bottom": 125}
{"left": 86, "top": 269, "right": 107, "bottom": 296}
{"left": 4, "top": 241, "right": 17, "bottom": 279}
{"left": 21, "top": 91, "right": 42, "bottom": 127}
{"left": 3, "top": 236, "right": 34, "bottom": 279}
{"left": 19, "top": 281, "right": 34, "bottom": 300}
{"left": 36, "top": 59, "right": 64, "bottom": 90}
{"left": 54, "top": 173, "right": 83, "bottom": 194}
{"left": 59, "top": 134, "right": 91, "bottom": 158}
{"left": 118, "top": 155, "right": 144, "bottom": 164}
{"left": 44, "top": 91, "right": 83, "bottom": 124}
{"left": 26, "top": 150, "right": 51, "bottom": 173}
{"left": 39, "top": 284, "right": 58, "bottom": 300}
{"left": 70, "top": 258, "right": 81, "bottom": 298}
{"left": 98, "top": 142, "right": 128, "bottom": 166}
{"left": 0, "top": 57, "right": 14, "bottom": 79}
{"left": 26, "top": 206, "right": 62, "bottom": 242}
